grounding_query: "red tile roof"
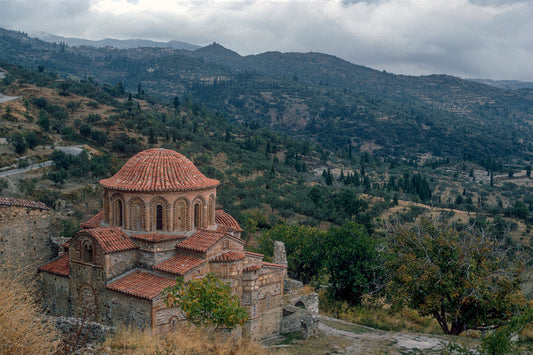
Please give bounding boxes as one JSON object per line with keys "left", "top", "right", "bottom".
{"left": 78, "top": 227, "right": 137, "bottom": 254}
{"left": 215, "top": 210, "right": 243, "bottom": 232}
{"left": 81, "top": 210, "right": 104, "bottom": 229}
{"left": 245, "top": 251, "right": 264, "bottom": 258}
{"left": 0, "top": 197, "right": 48, "bottom": 210}
{"left": 106, "top": 270, "right": 176, "bottom": 300}
{"left": 262, "top": 261, "right": 287, "bottom": 269}
{"left": 243, "top": 265, "right": 262, "bottom": 272}
{"left": 100, "top": 148, "right": 219, "bottom": 192}
{"left": 177, "top": 229, "right": 245, "bottom": 253}
{"left": 38, "top": 253, "right": 70, "bottom": 277}
{"left": 210, "top": 251, "right": 246, "bottom": 263}
{"left": 130, "top": 233, "right": 186, "bottom": 243}
{"left": 153, "top": 254, "right": 205, "bottom": 276}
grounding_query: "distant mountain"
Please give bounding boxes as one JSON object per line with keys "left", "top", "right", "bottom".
{"left": 468, "top": 78, "right": 533, "bottom": 90}
{"left": 33, "top": 32, "right": 200, "bottom": 51}
{"left": 2, "top": 27, "right": 533, "bottom": 163}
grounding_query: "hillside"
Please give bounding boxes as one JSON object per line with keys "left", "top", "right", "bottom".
{"left": 1, "top": 28, "right": 533, "bottom": 164}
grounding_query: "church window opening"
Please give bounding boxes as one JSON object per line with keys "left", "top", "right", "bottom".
{"left": 115, "top": 200, "right": 123, "bottom": 227}
{"left": 156, "top": 205, "right": 163, "bottom": 230}
{"left": 82, "top": 240, "right": 93, "bottom": 263}
{"left": 194, "top": 202, "right": 202, "bottom": 228}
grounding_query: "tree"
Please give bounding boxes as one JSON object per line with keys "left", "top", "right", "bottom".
{"left": 324, "top": 221, "right": 385, "bottom": 304}
{"left": 258, "top": 224, "right": 326, "bottom": 283}
{"left": 8, "top": 133, "right": 27, "bottom": 155}
{"left": 386, "top": 219, "right": 526, "bottom": 335}
{"left": 37, "top": 110, "right": 50, "bottom": 132}
{"left": 163, "top": 273, "right": 248, "bottom": 329}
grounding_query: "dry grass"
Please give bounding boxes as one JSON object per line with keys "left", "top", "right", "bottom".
{"left": 0, "top": 267, "right": 60, "bottom": 355}
{"left": 99, "top": 325, "right": 287, "bottom": 355}
{"left": 319, "top": 292, "right": 442, "bottom": 334}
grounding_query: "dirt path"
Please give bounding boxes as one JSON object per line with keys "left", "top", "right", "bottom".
{"left": 318, "top": 315, "right": 465, "bottom": 354}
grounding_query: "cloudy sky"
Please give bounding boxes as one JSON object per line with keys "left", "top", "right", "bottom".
{"left": 1, "top": 0, "right": 532, "bottom": 81}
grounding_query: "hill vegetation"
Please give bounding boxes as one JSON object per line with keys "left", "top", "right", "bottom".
{"left": 0, "top": 28, "right": 532, "bottom": 352}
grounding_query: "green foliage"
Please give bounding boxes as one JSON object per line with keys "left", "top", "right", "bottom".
{"left": 61, "top": 218, "right": 80, "bottom": 238}
{"left": 163, "top": 273, "right": 248, "bottom": 329}
{"left": 259, "top": 224, "right": 326, "bottom": 283}
{"left": 258, "top": 221, "right": 384, "bottom": 305}
{"left": 0, "top": 178, "right": 8, "bottom": 193}
{"left": 325, "top": 221, "right": 385, "bottom": 304}
{"left": 386, "top": 218, "right": 527, "bottom": 335}
{"left": 480, "top": 305, "right": 533, "bottom": 355}
{"left": 8, "top": 132, "right": 27, "bottom": 154}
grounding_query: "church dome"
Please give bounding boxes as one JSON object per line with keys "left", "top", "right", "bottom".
{"left": 100, "top": 148, "right": 219, "bottom": 192}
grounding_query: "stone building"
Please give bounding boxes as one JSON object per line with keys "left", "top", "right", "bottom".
{"left": 1, "top": 197, "right": 55, "bottom": 278}
{"left": 39, "top": 148, "right": 286, "bottom": 339}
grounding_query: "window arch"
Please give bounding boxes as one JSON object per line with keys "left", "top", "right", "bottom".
{"left": 173, "top": 198, "right": 189, "bottom": 231}
{"left": 129, "top": 198, "right": 145, "bottom": 231}
{"left": 192, "top": 196, "right": 205, "bottom": 229}
{"left": 81, "top": 239, "right": 93, "bottom": 263}
{"left": 110, "top": 193, "right": 125, "bottom": 227}
{"left": 149, "top": 197, "right": 170, "bottom": 231}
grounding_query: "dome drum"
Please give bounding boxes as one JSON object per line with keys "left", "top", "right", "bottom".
{"left": 100, "top": 149, "right": 219, "bottom": 233}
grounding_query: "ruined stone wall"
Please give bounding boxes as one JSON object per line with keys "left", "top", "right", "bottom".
{"left": 40, "top": 272, "right": 71, "bottom": 317}
{"left": 255, "top": 268, "right": 284, "bottom": 339}
{"left": 0, "top": 205, "right": 55, "bottom": 277}
{"left": 103, "top": 290, "right": 151, "bottom": 328}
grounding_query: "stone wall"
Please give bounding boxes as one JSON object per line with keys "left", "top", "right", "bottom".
{"left": 41, "top": 272, "right": 71, "bottom": 316}
{"left": 105, "top": 249, "right": 137, "bottom": 279}
{"left": 0, "top": 205, "right": 55, "bottom": 278}
{"left": 103, "top": 290, "right": 152, "bottom": 328}
{"left": 69, "top": 263, "right": 107, "bottom": 322}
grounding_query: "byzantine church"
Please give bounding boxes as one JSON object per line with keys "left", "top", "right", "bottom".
{"left": 39, "top": 148, "right": 286, "bottom": 339}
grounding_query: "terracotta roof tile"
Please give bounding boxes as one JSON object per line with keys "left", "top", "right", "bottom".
{"left": 106, "top": 270, "right": 176, "bottom": 300}
{"left": 100, "top": 148, "right": 219, "bottom": 192}
{"left": 243, "top": 265, "right": 262, "bottom": 272}
{"left": 38, "top": 253, "right": 69, "bottom": 276}
{"left": 153, "top": 254, "right": 205, "bottom": 276}
{"left": 130, "top": 233, "right": 187, "bottom": 243}
{"left": 177, "top": 229, "right": 245, "bottom": 253}
{"left": 81, "top": 210, "right": 104, "bottom": 229}
{"left": 0, "top": 197, "right": 48, "bottom": 210}
{"left": 78, "top": 226, "right": 137, "bottom": 254}
{"left": 245, "top": 251, "right": 264, "bottom": 258}
{"left": 210, "top": 251, "right": 246, "bottom": 263}
{"left": 262, "top": 261, "right": 287, "bottom": 269}
{"left": 215, "top": 210, "right": 243, "bottom": 232}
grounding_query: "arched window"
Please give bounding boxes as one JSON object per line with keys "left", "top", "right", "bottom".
{"left": 174, "top": 200, "right": 187, "bottom": 231}
{"left": 149, "top": 197, "right": 169, "bottom": 231}
{"left": 194, "top": 202, "right": 202, "bottom": 228}
{"left": 130, "top": 199, "right": 145, "bottom": 231}
{"left": 81, "top": 240, "right": 93, "bottom": 263}
{"left": 114, "top": 199, "right": 124, "bottom": 227}
{"left": 156, "top": 205, "right": 163, "bottom": 231}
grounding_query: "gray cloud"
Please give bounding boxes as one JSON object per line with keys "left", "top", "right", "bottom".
{"left": 1, "top": 0, "right": 532, "bottom": 80}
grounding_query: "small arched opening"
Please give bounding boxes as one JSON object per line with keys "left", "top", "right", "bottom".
{"left": 156, "top": 205, "right": 163, "bottom": 231}
{"left": 295, "top": 301, "right": 307, "bottom": 310}
{"left": 194, "top": 202, "right": 202, "bottom": 228}
{"left": 81, "top": 240, "right": 93, "bottom": 263}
